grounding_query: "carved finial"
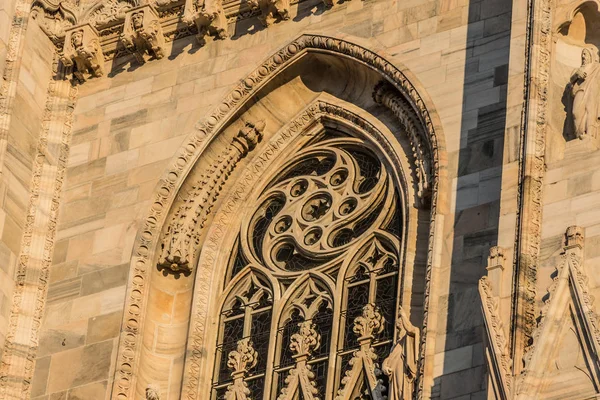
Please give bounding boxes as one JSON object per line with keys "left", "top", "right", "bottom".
{"left": 566, "top": 225, "right": 584, "bottom": 249}
{"left": 146, "top": 384, "right": 160, "bottom": 400}
{"left": 290, "top": 320, "right": 321, "bottom": 358}
{"left": 227, "top": 338, "right": 259, "bottom": 377}
{"left": 353, "top": 303, "right": 385, "bottom": 340}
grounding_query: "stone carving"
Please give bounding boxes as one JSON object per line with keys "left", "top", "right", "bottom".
{"left": 568, "top": 47, "right": 600, "bottom": 139}
{"left": 30, "top": 0, "right": 77, "bottom": 44}
{"left": 85, "top": 0, "right": 134, "bottom": 28}
{"left": 183, "top": 0, "right": 228, "bottom": 45}
{"left": 373, "top": 81, "right": 433, "bottom": 204}
{"left": 113, "top": 36, "right": 441, "bottom": 400}
{"left": 120, "top": 5, "right": 166, "bottom": 64}
{"left": 60, "top": 24, "right": 105, "bottom": 83}
{"left": 146, "top": 384, "right": 161, "bottom": 400}
{"left": 224, "top": 338, "right": 259, "bottom": 400}
{"left": 277, "top": 321, "right": 321, "bottom": 400}
{"left": 157, "top": 120, "right": 265, "bottom": 275}
{"left": 382, "top": 307, "right": 420, "bottom": 400}
{"left": 335, "top": 304, "right": 387, "bottom": 400}
{"left": 247, "top": 0, "right": 290, "bottom": 26}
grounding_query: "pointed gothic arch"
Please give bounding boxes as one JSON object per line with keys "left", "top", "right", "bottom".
{"left": 112, "top": 34, "right": 448, "bottom": 400}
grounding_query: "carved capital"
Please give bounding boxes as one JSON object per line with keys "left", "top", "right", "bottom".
{"left": 60, "top": 24, "right": 105, "bottom": 83}
{"left": 121, "top": 5, "right": 166, "bottom": 64}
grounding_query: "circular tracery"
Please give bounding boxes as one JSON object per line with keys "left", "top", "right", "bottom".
{"left": 246, "top": 138, "right": 394, "bottom": 273}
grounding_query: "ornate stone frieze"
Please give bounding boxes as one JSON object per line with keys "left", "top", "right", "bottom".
{"left": 224, "top": 338, "right": 259, "bottom": 400}
{"left": 373, "top": 81, "right": 433, "bottom": 204}
{"left": 335, "top": 304, "right": 386, "bottom": 400}
{"left": 157, "top": 120, "right": 265, "bottom": 275}
{"left": 183, "top": 0, "right": 228, "bottom": 44}
{"left": 85, "top": 0, "right": 135, "bottom": 28}
{"left": 60, "top": 24, "right": 105, "bottom": 83}
{"left": 277, "top": 320, "right": 321, "bottom": 400}
{"left": 120, "top": 5, "right": 167, "bottom": 64}
{"left": 30, "top": 0, "right": 77, "bottom": 44}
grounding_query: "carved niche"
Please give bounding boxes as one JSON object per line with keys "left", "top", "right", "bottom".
{"left": 30, "top": 0, "right": 77, "bottom": 44}
{"left": 120, "top": 5, "right": 166, "bottom": 64}
{"left": 183, "top": 0, "right": 228, "bottom": 45}
{"left": 60, "top": 24, "right": 105, "bottom": 83}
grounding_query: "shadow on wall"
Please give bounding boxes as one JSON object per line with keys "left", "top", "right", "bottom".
{"left": 433, "top": 0, "right": 512, "bottom": 397}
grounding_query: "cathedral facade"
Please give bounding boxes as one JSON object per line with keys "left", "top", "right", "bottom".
{"left": 0, "top": 0, "right": 598, "bottom": 398}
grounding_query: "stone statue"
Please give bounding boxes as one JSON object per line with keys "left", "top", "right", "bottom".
{"left": 60, "top": 26, "right": 105, "bottom": 83}
{"left": 382, "top": 307, "right": 419, "bottom": 400}
{"left": 568, "top": 47, "right": 600, "bottom": 139}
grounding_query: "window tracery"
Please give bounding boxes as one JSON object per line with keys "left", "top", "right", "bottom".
{"left": 212, "top": 131, "right": 409, "bottom": 399}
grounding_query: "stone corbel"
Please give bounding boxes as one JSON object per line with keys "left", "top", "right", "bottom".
{"left": 486, "top": 246, "right": 506, "bottom": 297}
{"left": 30, "top": 0, "right": 77, "bottom": 45}
{"left": 60, "top": 24, "right": 105, "bottom": 83}
{"left": 247, "top": 0, "right": 290, "bottom": 26}
{"left": 183, "top": 0, "right": 229, "bottom": 45}
{"left": 120, "top": 5, "right": 166, "bottom": 64}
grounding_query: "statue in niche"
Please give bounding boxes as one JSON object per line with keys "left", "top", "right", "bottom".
{"left": 60, "top": 26, "right": 104, "bottom": 83}
{"left": 568, "top": 47, "right": 600, "bottom": 139}
{"left": 381, "top": 307, "right": 419, "bottom": 400}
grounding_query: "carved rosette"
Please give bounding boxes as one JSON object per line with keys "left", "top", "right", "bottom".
{"left": 60, "top": 24, "right": 105, "bottom": 83}
{"left": 120, "top": 5, "right": 166, "bottom": 64}
{"left": 157, "top": 120, "right": 265, "bottom": 275}
{"left": 224, "top": 338, "right": 259, "bottom": 400}
{"left": 277, "top": 320, "right": 321, "bottom": 400}
{"left": 183, "top": 0, "right": 228, "bottom": 44}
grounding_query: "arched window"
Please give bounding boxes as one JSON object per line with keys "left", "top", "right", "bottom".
{"left": 212, "top": 131, "right": 405, "bottom": 400}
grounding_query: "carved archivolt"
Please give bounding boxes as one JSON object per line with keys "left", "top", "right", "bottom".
{"left": 113, "top": 35, "right": 444, "bottom": 400}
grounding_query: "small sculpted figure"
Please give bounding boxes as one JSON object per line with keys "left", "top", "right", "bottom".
{"left": 121, "top": 7, "right": 166, "bottom": 64}
{"left": 60, "top": 27, "right": 104, "bottom": 83}
{"left": 569, "top": 47, "right": 600, "bottom": 139}
{"left": 382, "top": 308, "right": 419, "bottom": 400}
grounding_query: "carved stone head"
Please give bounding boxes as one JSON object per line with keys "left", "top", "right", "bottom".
{"left": 132, "top": 11, "right": 144, "bottom": 30}
{"left": 71, "top": 29, "right": 84, "bottom": 49}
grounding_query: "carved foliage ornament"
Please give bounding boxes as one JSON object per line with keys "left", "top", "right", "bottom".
{"left": 120, "top": 5, "right": 166, "bottom": 64}
{"left": 114, "top": 36, "right": 440, "bottom": 400}
{"left": 30, "top": 0, "right": 77, "bottom": 44}
{"left": 224, "top": 338, "right": 259, "bottom": 400}
{"left": 158, "top": 120, "right": 266, "bottom": 274}
{"left": 60, "top": 24, "right": 105, "bottom": 83}
{"left": 86, "top": 0, "right": 135, "bottom": 28}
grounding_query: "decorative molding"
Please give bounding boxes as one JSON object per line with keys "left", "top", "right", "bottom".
{"left": 112, "top": 35, "right": 442, "bottom": 400}
{"left": 182, "top": 0, "right": 228, "bottom": 44}
{"left": 0, "top": 75, "right": 77, "bottom": 398}
{"left": 373, "top": 81, "right": 433, "bottom": 205}
{"left": 510, "top": 0, "right": 553, "bottom": 375}
{"left": 157, "top": 120, "right": 265, "bottom": 275}
{"left": 277, "top": 321, "right": 321, "bottom": 400}
{"left": 335, "top": 304, "right": 386, "bottom": 400}
{"left": 30, "top": 0, "right": 77, "bottom": 44}
{"left": 120, "top": 5, "right": 166, "bottom": 64}
{"left": 224, "top": 338, "right": 259, "bottom": 400}
{"left": 60, "top": 24, "right": 105, "bottom": 83}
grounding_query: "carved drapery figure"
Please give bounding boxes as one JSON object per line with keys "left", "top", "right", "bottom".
{"left": 120, "top": 5, "right": 166, "bottom": 64}
{"left": 381, "top": 307, "right": 419, "bottom": 400}
{"left": 568, "top": 47, "right": 600, "bottom": 139}
{"left": 60, "top": 24, "right": 105, "bottom": 83}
